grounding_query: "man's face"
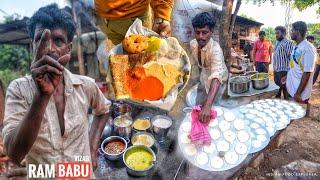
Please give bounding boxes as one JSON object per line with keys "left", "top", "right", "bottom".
{"left": 290, "top": 28, "right": 298, "bottom": 41}
{"left": 194, "top": 26, "right": 213, "bottom": 48}
{"left": 275, "top": 30, "right": 284, "bottom": 41}
{"left": 33, "top": 26, "right": 72, "bottom": 66}
{"left": 259, "top": 34, "right": 265, "bottom": 41}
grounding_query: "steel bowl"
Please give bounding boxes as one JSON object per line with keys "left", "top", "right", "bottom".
{"left": 131, "top": 132, "right": 156, "bottom": 149}
{"left": 101, "top": 124, "right": 113, "bottom": 140}
{"left": 151, "top": 115, "right": 173, "bottom": 144}
{"left": 112, "top": 101, "right": 132, "bottom": 118}
{"left": 113, "top": 115, "right": 133, "bottom": 140}
{"left": 100, "top": 136, "right": 128, "bottom": 161}
{"left": 251, "top": 73, "right": 269, "bottom": 90}
{"left": 123, "top": 145, "right": 156, "bottom": 177}
{"left": 229, "top": 76, "right": 250, "bottom": 94}
{"left": 132, "top": 117, "right": 152, "bottom": 134}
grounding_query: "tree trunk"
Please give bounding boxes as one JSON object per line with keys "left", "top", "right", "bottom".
{"left": 72, "top": 0, "right": 86, "bottom": 75}
{"left": 0, "top": 80, "right": 4, "bottom": 129}
{"left": 229, "top": 0, "right": 242, "bottom": 34}
{"left": 219, "top": 0, "right": 233, "bottom": 67}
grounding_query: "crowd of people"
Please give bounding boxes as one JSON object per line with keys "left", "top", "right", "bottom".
{"left": 250, "top": 23, "right": 319, "bottom": 103}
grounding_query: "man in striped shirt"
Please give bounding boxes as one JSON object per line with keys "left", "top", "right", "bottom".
{"left": 273, "top": 26, "right": 295, "bottom": 99}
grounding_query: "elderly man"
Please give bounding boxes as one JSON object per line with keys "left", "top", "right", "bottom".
{"left": 3, "top": 4, "right": 110, "bottom": 178}
{"left": 190, "top": 12, "right": 228, "bottom": 123}
{"left": 283, "top": 21, "right": 317, "bottom": 103}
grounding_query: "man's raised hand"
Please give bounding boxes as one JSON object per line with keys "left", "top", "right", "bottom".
{"left": 30, "top": 29, "right": 67, "bottom": 96}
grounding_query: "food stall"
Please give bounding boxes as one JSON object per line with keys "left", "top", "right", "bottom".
{"left": 94, "top": 20, "right": 306, "bottom": 179}
{"left": 95, "top": 84, "right": 306, "bottom": 179}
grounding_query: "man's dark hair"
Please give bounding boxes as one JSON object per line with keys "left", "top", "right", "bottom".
{"left": 27, "top": 3, "right": 76, "bottom": 42}
{"left": 192, "top": 12, "right": 216, "bottom": 30}
{"left": 306, "top": 35, "right": 315, "bottom": 41}
{"left": 275, "top": 26, "right": 286, "bottom": 35}
{"left": 258, "top": 31, "right": 266, "bottom": 36}
{"left": 292, "top": 21, "right": 307, "bottom": 37}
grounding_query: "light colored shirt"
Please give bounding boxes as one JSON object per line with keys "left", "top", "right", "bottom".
{"left": 190, "top": 38, "right": 228, "bottom": 93}
{"left": 253, "top": 39, "right": 272, "bottom": 62}
{"left": 286, "top": 39, "right": 317, "bottom": 101}
{"left": 272, "top": 38, "right": 295, "bottom": 72}
{"left": 3, "top": 69, "right": 111, "bottom": 177}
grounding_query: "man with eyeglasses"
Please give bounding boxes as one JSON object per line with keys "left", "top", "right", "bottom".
{"left": 282, "top": 21, "right": 317, "bottom": 103}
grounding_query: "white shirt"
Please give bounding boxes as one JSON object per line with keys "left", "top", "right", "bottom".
{"left": 190, "top": 38, "right": 228, "bottom": 93}
{"left": 286, "top": 39, "right": 316, "bottom": 100}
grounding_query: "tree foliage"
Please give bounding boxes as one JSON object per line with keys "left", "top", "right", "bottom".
{"left": 248, "top": 0, "right": 320, "bottom": 14}
{"left": 307, "top": 23, "right": 320, "bottom": 47}
{"left": 3, "top": 13, "right": 21, "bottom": 23}
{"left": 0, "top": 44, "right": 31, "bottom": 73}
{"left": 239, "top": 13, "right": 256, "bottom": 21}
{"left": 0, "top": 69, "right": 20, "bottom": 90}
{"left": 261, "top": 27, "right": 276, "bottom": 45}
{"left": 261, "top": 24, "right": 320, "bottom": 47}
{"left": 0, "top": 44, "right": 31, "bottom": 91}
{"left": 293, "top": 0, "right": 320, "bottom": 14}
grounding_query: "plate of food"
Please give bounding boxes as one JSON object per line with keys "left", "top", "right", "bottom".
{"left": 281, "top": 101, "right": 306, "bottom": 120}
{"left": 247, "top": 121, "right": 270, "bottom": 153}
{"left": 108, "top": 19, "right": 191, "bottom": 111}
{"left": 237, "top": 105, "right": 276, "bottom": 136}
{"left": 178, "top": 109, "right": 251, "bottom": 171}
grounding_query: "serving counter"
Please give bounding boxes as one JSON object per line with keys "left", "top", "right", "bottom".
{"left": 95, "top": 78, "right": 281, "bottom": 179}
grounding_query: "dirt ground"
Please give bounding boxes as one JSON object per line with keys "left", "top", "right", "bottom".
{"left": 239, "top": 81, "right": 320, "bottom": 179}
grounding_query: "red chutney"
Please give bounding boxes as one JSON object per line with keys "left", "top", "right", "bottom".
{"left": 125, "top": 67, "right": 164, "bottom": 101}
{"left": 104, "top": 140, "right": 125, "bottom": 154}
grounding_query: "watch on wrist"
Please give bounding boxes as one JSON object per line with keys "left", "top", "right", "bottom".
{"left": 154, "top": 18, "right": 170, "bottom": 25}
{"left": 154, "top": 18, "right": 164, "bottom": 24}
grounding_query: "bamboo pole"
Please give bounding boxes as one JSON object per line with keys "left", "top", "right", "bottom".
{"left": 71, "top": 0, "right": 86, "bottom": 75}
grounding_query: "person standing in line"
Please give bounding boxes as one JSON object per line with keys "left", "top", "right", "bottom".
{"left": 253, "top": 31, "right": 273, "bottom": 73}
{"left": 283, "top": 21, "right": 317, "bottom": 103}
{"left": 273, "top": 26, "right": 295, "bottom": 99}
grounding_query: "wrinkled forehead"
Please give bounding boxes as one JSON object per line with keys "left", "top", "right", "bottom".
{"left": 34, "top": 25, "right": 68, "bottom": 40}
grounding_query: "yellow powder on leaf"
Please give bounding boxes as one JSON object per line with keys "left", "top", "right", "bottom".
{"left": 144, "top": 62, "right": 183, "bottom": 97}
